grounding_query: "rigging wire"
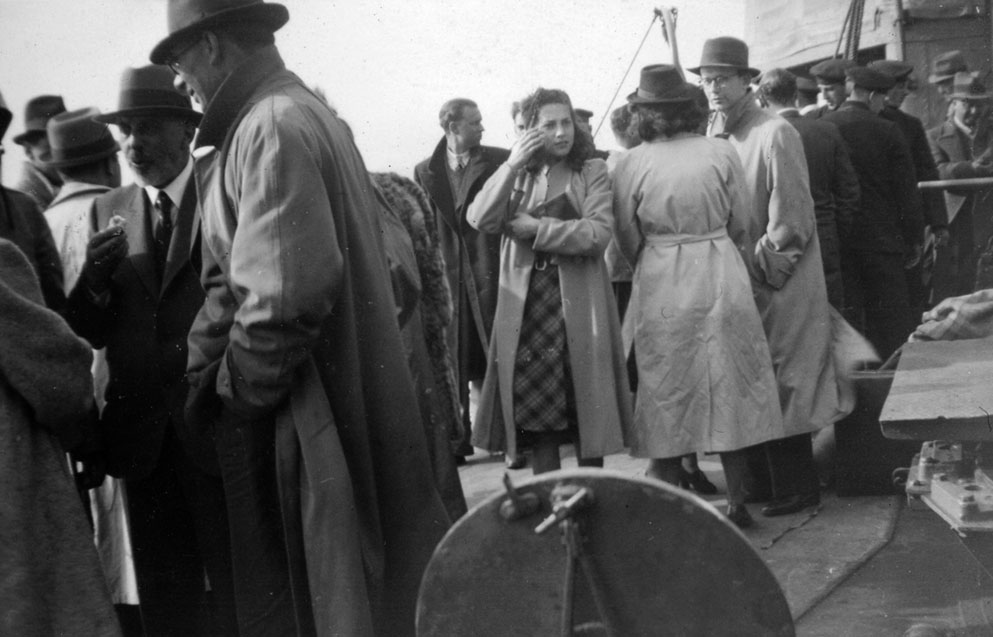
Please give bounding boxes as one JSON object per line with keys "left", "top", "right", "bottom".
{"left": 593, "top": 12, "right": 661, "bottom": 139}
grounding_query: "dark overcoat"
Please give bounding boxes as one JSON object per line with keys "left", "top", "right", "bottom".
{"left": 0, "top": 239, "right": 119, "bottom": 636}
{"left": 823, "top": 102, "right": 925, "bottom": 255}
{"left": 185, "top": 47, "right": 449, "bottom": 637}
{"left": 414, "top": 139, "right": 508, "bottom": 383}
{"left": 781, "top": 109, "right": 860, "bottom": 310}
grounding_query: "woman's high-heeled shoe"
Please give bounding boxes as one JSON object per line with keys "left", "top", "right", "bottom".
{"left": 678, "top": 468, "right": 719, "bottom": 495}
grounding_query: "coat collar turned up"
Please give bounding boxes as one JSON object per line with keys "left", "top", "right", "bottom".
{"left": 196, "top": 45, "right": 290, "bottom": 150}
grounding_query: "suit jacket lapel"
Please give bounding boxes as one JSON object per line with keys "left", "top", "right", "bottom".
{"left": 422, "top": 140, "right": 458, "bottom": 231}
{"left": 161, "top": 179, "right": 197, "bottom": 294}
{"left": 120, "top": 186, "right": 159, "bottom": 297}
{"left": 457, "top": 150, "right": 488, "bottom": 212}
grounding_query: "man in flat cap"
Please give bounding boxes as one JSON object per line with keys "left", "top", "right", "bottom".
{"left": 823, "top": 66, "right": 925, "bottom": 358}
{"left": 0, "top": 93, "right": 65, "bottom": 312}
{"left": 694, "top": 37, "right": 841, "bottom": 525}
{"left": 808, "top": 58, "right": 856, "bottom": 119}
{"left": 63, "top": 65, "right": 237, "bottom": 637}
{"left": 870, "top": 59, "right": 950, "bottom": 315}
{"left": 13, "top": 95, "right": 67, "bottom": 210}
{"left": 927, "top": 72, "right": 993, "bottom": 298}
{"left": 152, "top": 1, "right": 449, "bottom": 634}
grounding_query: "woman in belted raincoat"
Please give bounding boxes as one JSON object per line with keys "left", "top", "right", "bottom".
{"left": 467, "top": 88, "right": 631, "bottom": 474}
{"left": 612, "top": 65, "right": 783, "bottom": 525}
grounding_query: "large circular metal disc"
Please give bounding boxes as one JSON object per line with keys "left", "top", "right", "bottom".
{"left": 417, "top": 469, "right": 794, "bottom": 636}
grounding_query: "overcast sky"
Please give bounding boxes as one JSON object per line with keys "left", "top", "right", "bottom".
{"left": 0, "top": 0, "right": 744, "bottom": 182}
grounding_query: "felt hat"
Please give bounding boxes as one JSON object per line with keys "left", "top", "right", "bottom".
{"left": 43, "top": 107, "right": 119, "bottom": 169}
{"left": 627, "top": 64, "right": 699, "bottom": 104}
{"left": 929, "top": 50, "right": 969, "bottom": 84}
{"left": 795, "top": 76, "right": 819, "bottom": 93}
{"left": 810, "top": 58, "right": 855, "bottom": 84}
{"left": 0, "top": 90, "right": 11, "bottom": 140}
{"left": 845, "top": 66, "right": 896, "bottom": 92}
{"left": 688, "top": 37, "right": 760, "bottom": 77}
{"left": 868, "top": 59, "right": 914, "bottom": 81}
{"left": 13, "top": 95, "right": 66, "bottom": 146}
{"left": 150, "top": 0, "right": 288, "bottom": 65}
{"left": 947, "top": 72, "right": 992, "bottom": 100}
{"left": 95, "top": 65, "right": 201, "bottom": 125}
{"left": 574, "top": 108, "right": 594, "bottom": 120}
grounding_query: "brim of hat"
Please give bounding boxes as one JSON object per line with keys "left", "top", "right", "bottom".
{"left": 12, "top": 129, "right": 46, "bottom": 146}
{"left": 43, "top": 143, "right": 120, "bottom": 170}
{"left": 0, "top": 109, "right": 11, "bottom": 140}
{"left": 686, "top": 63, "right": 761, "bottom": 77}
{"left": 94, "top": 107, "right": 202, "bottom": 125}
{"left": 150, "top": 3, "right": 289, "bottom": 64}
{"left": 929, "top": 73, "right": 957, "bottom": 84}
{"left": 626, "top": 89, "right": 696, "bottom": 104}
{"left": 947, "top": 92, "right": 993, "bottom": 100}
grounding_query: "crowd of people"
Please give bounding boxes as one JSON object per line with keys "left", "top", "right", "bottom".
{"left": 3, "top": 0, "right": 993, "bottom": 635}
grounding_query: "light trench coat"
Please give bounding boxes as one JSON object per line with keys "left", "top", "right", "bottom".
{"left": 467, "top": 159, "right": 632, "bottom": 459}
{"left": 612, "top": 134, "right": 783, "bottom": 457}
{"left": 713, "top": 95, "right": 843, "bottom": 435}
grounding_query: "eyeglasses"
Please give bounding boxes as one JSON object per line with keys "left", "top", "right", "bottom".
{"left": 700, "top": 75, "right": 735, "bottom": 89}
{"left": 165, "top": 37, "right": 200, "bottom": 74}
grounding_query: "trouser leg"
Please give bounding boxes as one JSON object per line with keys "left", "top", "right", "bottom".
{"left": 765, "top": 433, "right": 819, "bottom": 500}
{"left": 215, "top": 419, "right": 296, "bottom": 637}
{"left": 719, "top": 449, "right": 750, "bottom": 507}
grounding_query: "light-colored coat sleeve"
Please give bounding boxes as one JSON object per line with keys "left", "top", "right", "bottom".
{"left": 755, "top": 122, "right": 815, "bottom": 290}
{"left": 466, "top": 162, "right": 518, "bottom": 234}
{"left": 532, "top": 159, "right": 614, "bottom": 257}
{"left": 724, "top": 146, "right": 753, "bottom": 244}
{"left": 197, "top": 102, "right": 346, "bottom": 419}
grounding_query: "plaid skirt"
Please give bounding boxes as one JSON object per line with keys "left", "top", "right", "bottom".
{"left": 513, "top": 263, "right": 578, "bottom": 443}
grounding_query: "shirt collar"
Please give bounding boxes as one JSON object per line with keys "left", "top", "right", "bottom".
{"left": 446, "top": 146, "right": 471, "bottom": 171}
{"left": 143, "top": 156, "right": 193, "bottom": 209}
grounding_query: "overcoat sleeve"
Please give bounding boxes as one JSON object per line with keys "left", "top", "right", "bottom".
{"left": 466, "top": 162, "right": 517, "bottom": 234}
{"left": 930, "top": 127, "right": 981, "bottom": 180}
{"left": 0, "top": 239, "right": 92, "bottom": 430}
{"left": 725, "top": 147, "right": 752, "bottom": 241}
{"left": 754, "top": 122, "right": 815, "bottom": 290}
{"left": 532, "top": 159, "right": 614, "bottom": 257}
{"left": 201, "top": 105, "right": 346, "bottom": 419}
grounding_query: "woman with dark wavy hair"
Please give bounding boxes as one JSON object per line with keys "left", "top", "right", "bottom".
{"left": 467, "top": 87, "right": 631, "bottom": 474}
{"left": 613, "top": 65, "right": 782, "bottom": 528}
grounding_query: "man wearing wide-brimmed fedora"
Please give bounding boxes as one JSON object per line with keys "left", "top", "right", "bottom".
{"left": 0, "top": 91, "right": 65, "bottom": 312}
{"left": 63, "top": 64, "right": 237, "bottom": 637}
{"left": 13, "top": 94, "right": 68, "bottom": 210}
{"left": 927, "top": 71, "right": 993, "bottom": 299}
{"left": 42, "top": 107, "right": 120, "bottom": 294}
{"left": 150, "top": 1, "right": 449, "bottom": 635}
{"left": 691, "top": 36, "right": 840, "bottom": 524}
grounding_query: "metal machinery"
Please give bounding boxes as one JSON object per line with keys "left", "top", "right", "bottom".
{"left": 416, "top": 469, "right": 794, "bottom": 636}
{"left": 881, "top": 340, "right": 993, "bottom": 570}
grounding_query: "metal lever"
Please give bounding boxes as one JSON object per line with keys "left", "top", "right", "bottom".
{"left": 499, "top": 472, "right": 541, "bottom": 521}
{"left": 535, "top": 485, "right": 594, "bottom": 535}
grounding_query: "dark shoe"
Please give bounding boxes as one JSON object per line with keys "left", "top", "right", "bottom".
{"left": 760, "top": 492, "right": 820, "bottom": 517}
{"left": 678, "top": 468, "right": 718, "bottom": 495}
{"left": 505, "top": 455, "right": 526, "bottom": 470}
{"left": 455, "top": 455, "right": 468, "bottom": 466}
{"left": 725, "top": 504, "right": 754, "bottom": 529}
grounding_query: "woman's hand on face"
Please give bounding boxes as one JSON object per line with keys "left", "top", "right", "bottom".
{"left": 507, "top": 213, "right": 540, "bottom": 241}
{"left": 508, "top": 128, "right": 545, "bottom": 171}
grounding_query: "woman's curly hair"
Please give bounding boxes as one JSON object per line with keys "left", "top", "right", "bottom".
{"left": 632, "top": 99, "right": 706, "bottom": 141}
{"left": 519, "top": 87, "right": 595, "bottom": 172}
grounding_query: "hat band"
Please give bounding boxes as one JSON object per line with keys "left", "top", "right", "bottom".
{"left": 118, "top": 87, "right": 192, "bottom": 112}
{"left": 636, "top": 86, "right": 690, "bottom": 101}
{"left": 51, "top": 136, "right": 117, "bottom": 162}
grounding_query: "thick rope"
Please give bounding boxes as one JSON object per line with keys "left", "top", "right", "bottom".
{"left": 593, "top": 13, "right": 660, "bottom": 140}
